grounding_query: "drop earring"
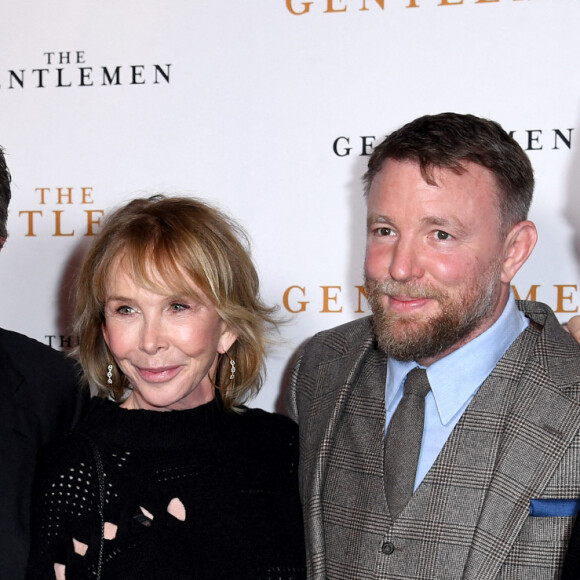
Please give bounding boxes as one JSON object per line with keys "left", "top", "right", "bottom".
{"left": 224, "top": 352, "right": 236, "bottom": 382}
{"left": 107, "top": 364, "right": 113, "bottom": 385}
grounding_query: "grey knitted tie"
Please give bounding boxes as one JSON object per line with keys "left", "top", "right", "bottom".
{"left": 384, "top": 367, "right": 431, "bottom": 520}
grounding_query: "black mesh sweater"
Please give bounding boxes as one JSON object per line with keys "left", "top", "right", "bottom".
{"left": 26, "top": 396, "right": 306, "bottom": 579}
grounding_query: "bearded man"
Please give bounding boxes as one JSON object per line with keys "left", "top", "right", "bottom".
{"left": 287, "top": 113, "right": 580, "bottom": 580}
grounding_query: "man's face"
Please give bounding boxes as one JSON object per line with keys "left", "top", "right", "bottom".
{"left": 364, "top": 159, "right": 512, "bottom": 365}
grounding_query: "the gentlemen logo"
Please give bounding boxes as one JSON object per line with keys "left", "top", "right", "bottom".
{"left": 286, "top": 0, "right": 527, "bottom": 15}
{"left": 18, "top": 186, "right": 105, "bottom": 237}
{"left": 0, "top": 50, "right": 171, "bottom": 89}
{"left": 332, "top": 128, "right": 575, "bottom": 156}
{"left": 282, "top": 285, "right": 368, "bottom": 314}
{"left": 279, "top": 284, "right": 579, "bottom": 315}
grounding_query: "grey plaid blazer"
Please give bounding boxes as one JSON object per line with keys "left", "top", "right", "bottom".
{"left": 287, "top": 301, "right": 580, "bottom": 579}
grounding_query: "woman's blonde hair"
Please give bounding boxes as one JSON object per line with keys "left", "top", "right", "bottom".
{"left": 73, "top": 195, "right": 278, "bottom": 411}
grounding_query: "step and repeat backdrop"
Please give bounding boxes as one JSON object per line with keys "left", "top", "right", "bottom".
{"left": 1, "top": 0, "right": 579, "bottom": 411}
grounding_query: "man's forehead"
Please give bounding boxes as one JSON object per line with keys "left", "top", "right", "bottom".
{"left": 369, "top": 158, "right": 499, "bottom": 199}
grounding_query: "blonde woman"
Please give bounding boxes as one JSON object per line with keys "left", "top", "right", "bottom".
{"left": 27, "top": 196, "right": 305, "bottom": 580}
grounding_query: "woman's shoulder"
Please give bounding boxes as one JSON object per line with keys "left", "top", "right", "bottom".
{"left": 237, "top": 406, "right": 298, "bottom": 432}
{"left": 226, "top": 407, "right": 299, "bottom": 452}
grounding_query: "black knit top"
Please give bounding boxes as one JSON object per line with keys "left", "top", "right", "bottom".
{"left": 26, "top": 396, "right": 306, "bottom": 579}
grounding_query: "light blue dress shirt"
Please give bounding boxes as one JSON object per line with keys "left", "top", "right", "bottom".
{"left": 385, "top": 293, "right": 529, "bottom": 491}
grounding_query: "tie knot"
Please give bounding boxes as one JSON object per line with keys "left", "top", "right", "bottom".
{"left": 404, "top": 368, "right": 431, "bottom": 398}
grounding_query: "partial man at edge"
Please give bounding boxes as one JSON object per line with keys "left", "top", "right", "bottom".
{"left": 0, "top": 146, "right": 87, "bottom": 580}
{"left": 562, "top": 314, "right": 580, "bottom": 577}
{"left": 288, "top": 113, "right": 580, "bottom": 579}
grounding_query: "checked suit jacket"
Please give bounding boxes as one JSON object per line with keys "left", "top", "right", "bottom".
{"left": 287, "top": 300, "right": 580, "bottom": 579}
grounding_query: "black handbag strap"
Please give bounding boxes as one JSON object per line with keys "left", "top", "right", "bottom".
{"left": 84, "top": 436, "right": 105, "bottom": 580}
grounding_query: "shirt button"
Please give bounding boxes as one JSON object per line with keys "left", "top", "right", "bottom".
{"left": 381, "top": 541, "right": 395, "bottom": 555}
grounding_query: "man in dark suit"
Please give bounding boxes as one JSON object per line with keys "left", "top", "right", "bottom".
{"left": 0, "top": 147, "right": 86, "bottom": 579}
{"left": 288, "top": 113, "right": 580, "bottom": 579}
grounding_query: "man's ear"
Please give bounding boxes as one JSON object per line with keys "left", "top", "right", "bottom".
{"left": 500, "top": 220, "right": 538, "bottom": 284}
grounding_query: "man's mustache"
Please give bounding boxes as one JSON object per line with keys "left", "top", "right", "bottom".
{"left": 365, "top": 278, "right": 448, "bottom": 302}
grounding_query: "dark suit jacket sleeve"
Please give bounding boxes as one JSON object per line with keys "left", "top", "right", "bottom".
{"left": 0, "top": 328, "right": 88, "bottom": 580}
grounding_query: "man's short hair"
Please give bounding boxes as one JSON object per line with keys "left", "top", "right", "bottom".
{"left": 0, "top": 146, "right": 11, "bottom": 240}
{"left": 363, "top": 113, "right": 534, "bottom": 231}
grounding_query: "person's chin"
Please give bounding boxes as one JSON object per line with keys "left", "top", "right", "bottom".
{"left": 132, "top": 389, "right": 181, "bottom": 411}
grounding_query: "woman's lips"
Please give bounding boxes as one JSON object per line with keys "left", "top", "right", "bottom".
{"left": 136, "top": 365, "right": 182, "bottom": 383}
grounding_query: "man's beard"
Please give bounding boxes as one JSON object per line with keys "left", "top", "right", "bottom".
{"left": 365, "top": 261, "right": 502, "bottom": 362}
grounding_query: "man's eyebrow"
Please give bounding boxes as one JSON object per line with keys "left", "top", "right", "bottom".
{"left": 420, "top": 215, "right": 468, "bottom": 236}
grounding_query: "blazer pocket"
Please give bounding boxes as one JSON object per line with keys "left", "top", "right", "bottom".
{"left": 517, "top": 514, "right": 576, "bottom": 543}
{"left": 500, "top": 517, "right": 574, "bottom": 580}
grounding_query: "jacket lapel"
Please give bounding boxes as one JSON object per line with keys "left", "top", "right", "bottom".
{"left": 0, "top": 344, "right": 25, "bottom": 437}
{"left": 0, "top": 341, "right": 24, "bottom": 397}
{"left": 462, "top": 307, "right": 580, "bottom": 578}
{"left": 302, "top": 329, "right": 387, "bottom": 578}
{"left": 305, "top": 330, "right": 386, "bottom": 502}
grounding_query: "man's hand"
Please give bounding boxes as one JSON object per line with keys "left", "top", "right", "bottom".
{"left": 567, "top": 316, "right": 580, "bottom": 342}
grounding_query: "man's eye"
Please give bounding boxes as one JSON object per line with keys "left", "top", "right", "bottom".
{"left": 376, "top": 227, "right": 393, "bottom": 236}
{"left": 435, "top": 231, "right": 451, "bottom": 240}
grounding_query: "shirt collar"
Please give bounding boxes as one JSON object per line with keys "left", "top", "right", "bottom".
{"left": 386, "top": 292, "right": 528, "bottom": 425}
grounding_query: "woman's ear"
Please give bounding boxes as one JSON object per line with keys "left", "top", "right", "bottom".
{"left": 217, "top": 328, "right": 238, "bottom": 355}
{"left": 102, "top": 323, "right": 110, "bottom": 349}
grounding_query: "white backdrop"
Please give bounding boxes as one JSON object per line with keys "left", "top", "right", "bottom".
{"left": 1, "top": 0, "right": 579, "bottom": 411}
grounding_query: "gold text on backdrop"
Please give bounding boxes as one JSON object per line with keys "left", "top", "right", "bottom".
{"left": 280, "top": 285, "right": 579, "bottom": 315}
{"left": 286, "top": 0, "right": 527, "bottom": 15}
{"left": 18, "top": 186, "right": 104, "bottom": 237}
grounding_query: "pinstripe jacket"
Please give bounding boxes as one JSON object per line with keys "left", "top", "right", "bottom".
{"left": 287, "top": 301, "right": 580, "bottom": 579}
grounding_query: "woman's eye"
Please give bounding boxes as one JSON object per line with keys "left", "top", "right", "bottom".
{"left": 117, "top": 305, "right": 134, "bottom": 315}
{"left": 171, "top": 303, "right": 189, "bottom": 312}
{"left": 435, "top": 230, "right": 451, "bottom": 240}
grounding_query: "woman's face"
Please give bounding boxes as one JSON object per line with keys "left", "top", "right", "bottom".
{"left": 102, "top": 262, "right": 237, "bottom": 411}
